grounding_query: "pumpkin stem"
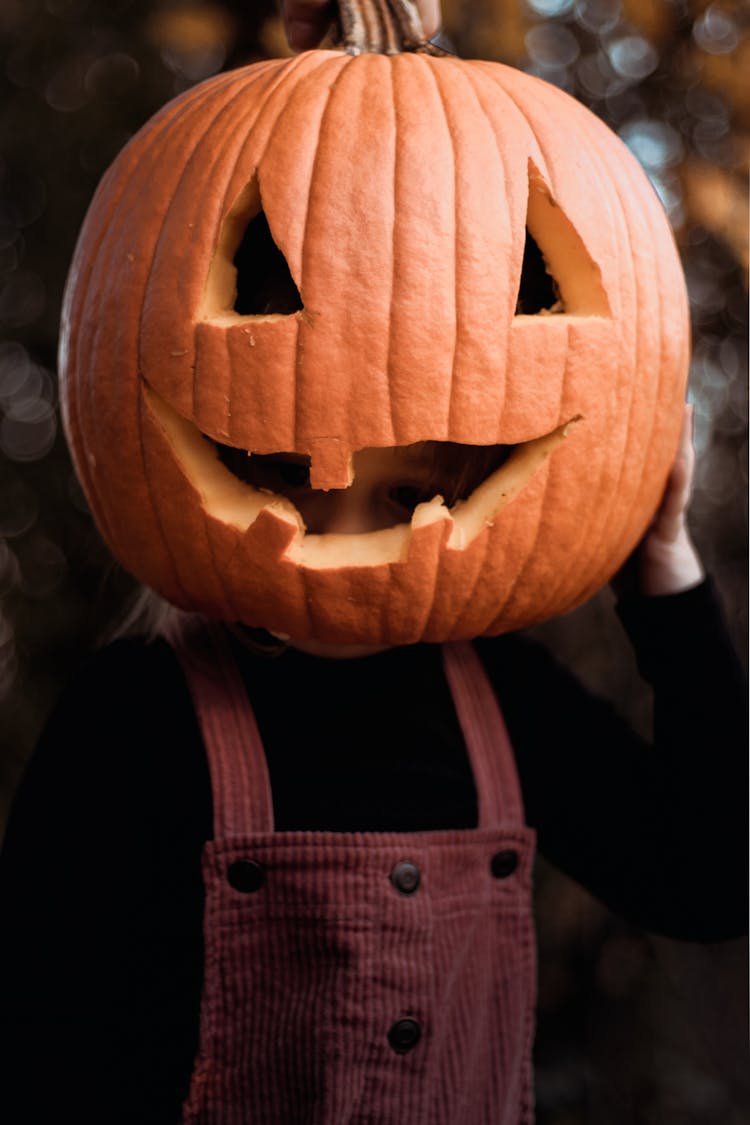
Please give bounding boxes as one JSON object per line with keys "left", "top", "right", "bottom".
{"left": 336, "top": 0, "right": 446, "bottom": 55}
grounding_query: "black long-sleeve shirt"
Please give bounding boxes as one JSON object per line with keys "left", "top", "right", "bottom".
{"left": 0, "top": 581, "right": 746, "bottom": 1123}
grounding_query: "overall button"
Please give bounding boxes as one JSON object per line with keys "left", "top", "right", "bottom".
{"left": 390, "top": 860, "right": 421, "bottom": 895}
{"left": 490, "top": 849, "right": 519, "bottom": 879}
{"left": 227, "top": 859, "right": 265, "bottom": 893}
{"left": 388, "top": 1018, "right": 422, "bottom": 1054}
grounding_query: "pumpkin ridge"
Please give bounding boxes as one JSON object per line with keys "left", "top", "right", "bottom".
{"left": 383, "top": 54, "right": 398, "bottom": 449}
{"left": 434, "top": 509, "right": 492, "bottom": 639}
{"left": 209, "top": 56, "right": 331, "bottom": 443}
{"left": 80, "top": 81, "right": 229, "bottom": 572}
{"left": 63, "top": 85, "right": 209, "bottom": 547}
{"left": 435, "top": 56, "right": 515, "bottom": 442}
{"left": 136, "top": 386, "right": 194, "bottom": 607}
{"left": 293, "top": 54, "right": 359, "bottom": 465}
{"left": 425, "top": 59, "right": 459, "bottom": 439}
{"left": 486, "top": 338, "right": 569, "bottom": 623}
{"left": 133, "top": 67, "right": 282, "bottom": 420}
{"left": 456, "top": 60, "right": 544, "bottom": 438}
{"left": 587, "top": 130, "right": 679, "bottom": 590}
{"left": 387, "top": 52, "right": 455, "bottom": 445}
{"left": 537, "top": 100, "right": 637, "bottom": 603}
{"left": 559, "top": 111, "right": 651, "bottom": 593}
{"left": 486, "top": 68, "right": 644, "bottom": 604}
{"left": 160, "top": 65, "right": 302, "bottom": 421}
{"left": 207, "top": 504, "right": 255, "bottom": 624}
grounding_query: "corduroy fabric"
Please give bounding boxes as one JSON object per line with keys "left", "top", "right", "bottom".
{"left": 175, "top": 627, "right": 537, "bottom": 1124}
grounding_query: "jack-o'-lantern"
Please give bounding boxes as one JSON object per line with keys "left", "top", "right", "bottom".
{"left": 59, "top": 0, "right": 689, "bottom": 646}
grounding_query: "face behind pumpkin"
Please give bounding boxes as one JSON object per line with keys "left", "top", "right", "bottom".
{"left": 60, "top": 51, "right": 689, "bottom": 645}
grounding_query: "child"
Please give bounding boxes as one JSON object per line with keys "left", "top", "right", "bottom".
{"left": 1, "top": 5, "right": 746, "bottom": 1122}
{"left": 0, "top": 397, "right": 747, "bottom": 1124}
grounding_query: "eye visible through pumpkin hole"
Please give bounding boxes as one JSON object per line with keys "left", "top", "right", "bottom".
{"left": 233, "top": 210, "right": 303, "bottom": 316}
{"left": 515, "top": 230, "right": 563, "bottom": 315}
{"left": 211, "top": 441, "right": 516, "bottom": 534}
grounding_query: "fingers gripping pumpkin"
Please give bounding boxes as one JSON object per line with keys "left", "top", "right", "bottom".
{"left": 59, "top": 7, "right": 689, "bottom": 646}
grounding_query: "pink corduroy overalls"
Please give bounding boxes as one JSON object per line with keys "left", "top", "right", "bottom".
{"left": 175, "top": 623, "right": 537, "bottom": 1125}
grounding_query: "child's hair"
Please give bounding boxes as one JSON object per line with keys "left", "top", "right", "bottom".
{"left": 417, "top": 440, "right": 515, "bottom": 506}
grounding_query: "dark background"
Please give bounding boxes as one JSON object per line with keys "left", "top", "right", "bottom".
{"left": 0, "top": 1, "right": 747, "bottom": 1122}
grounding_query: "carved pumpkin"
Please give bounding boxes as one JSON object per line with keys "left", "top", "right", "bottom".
{"left": 59, "top": 45, "right": 689, "bottom": 646}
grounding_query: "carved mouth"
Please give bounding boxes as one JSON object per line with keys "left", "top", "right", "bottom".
{"left": 143, "top": 382, "right": 582, "bottom": 569}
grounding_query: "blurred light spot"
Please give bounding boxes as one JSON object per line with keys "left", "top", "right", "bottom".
{"left": 574, "top": 0, "right": 621, "bottom": 35}
{"left": 619, "top": 118, "right": 683, "bottom": 171}
{"left": 161, "top": 44, "right": 225, "bottom": 83}
{"left": 691, "top": 349, "right": 729, "bottom": 416}
{"left": 525, "top": 0, "right": 575, "bottom": 16}
{"left": 525, "top": 24, "right": 580, "bottom": 68}
{"left": 1, "top": 360, "right": 56, "bottom": 416}
{"left": 604, "top": 87, "right": 646, "bottom": 126}
{"left": 0, "top": 540, "right": 21, "bottom": 596}
{"left": 692, "top": 130, "right": 731, "bottom": 165}
{"left": 718, "top": 336, "right": 743, "bottom": 381}
{"left": 693, "top": 5, "right": 739, "bottom": 55}
{"left": 6, "top": 396, "right": 55, "bottom": 425}
{"left": 576, "top": 51, "right": 624, "bottom": 98}
{"left": 724, "top": 373, "right": 749, "bottom": 435}
{"left": 525, "top": 62, "right": 575, "bottom": 92}
{"left": 0, "top": 270, "right": 46, "bottom": 326}
{"left": 684, "top": 263, "right": 727, "bottom": 318}
{"left": 649, "top": 174, "right": 684, "bottom": 227}
{"left": 17, "top": 534, "right": 67, "bottom": 598}
{"left": 45, "top": 55, "right": 93, "bottom": 112}
{"left": 85, "top": 52, "right": 139, "bottom": 100}
{"left": 606, "top": 35, "right": 658, "bottom": 81}
{"left": 0, "top": 411, "right": 57, "bottom": 461}
{"left": 0, "top": 479, "right": 38, "bottom": 537}
{"left": 147, "top": 5, "right": 234, "bottom": 84}
{"left": 693, "top": 113, "right": 729, "bottom": 145}
{"left": 0, "top": 340, "right": 32, "bottom": 399}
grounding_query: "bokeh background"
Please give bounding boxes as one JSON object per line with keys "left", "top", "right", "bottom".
{"left": 0, "top": 1, "right": 747, "bottom": 1122}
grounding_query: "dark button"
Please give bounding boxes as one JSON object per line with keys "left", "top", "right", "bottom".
{"left": 387, "top": 1018, "right": 422, "bottom": 1054}
{"left": 490, "top": 849, "right": 519, "bottom": 879}
{"left": 227, "top": 859, "right": 265, "bottom": 893}
{"left": 390, "top": 860, "right": 421, "bottom": 895}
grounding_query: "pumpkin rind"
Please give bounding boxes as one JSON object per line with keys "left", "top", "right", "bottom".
{"left": 60, "top": 51, "right": 689, "bottom": 645}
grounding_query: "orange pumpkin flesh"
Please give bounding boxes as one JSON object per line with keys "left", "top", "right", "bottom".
{"left": 60, "top": 51, "right": 689, "bottom": 645}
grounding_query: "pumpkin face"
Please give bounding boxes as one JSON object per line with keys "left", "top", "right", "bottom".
{"left": 60, "top": 51, "right": 689, "bottom": 645}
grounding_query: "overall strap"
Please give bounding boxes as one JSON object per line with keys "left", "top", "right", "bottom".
{"left": 442, "top": 642, "right": 525, "bottom": 830}
{"left": 172, "top": 619, "right": 275, "bottom": 837}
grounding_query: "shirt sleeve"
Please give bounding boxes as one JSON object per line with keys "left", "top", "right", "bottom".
{"left": 0, "top": 638, "right": 211, "bottom": 1125}
{"left": 475, "top": 579, "right": 748, "bottom": 941}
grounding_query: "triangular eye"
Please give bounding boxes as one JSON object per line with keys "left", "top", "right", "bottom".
{"left": 514, "top": 230, "right": 562, "bottom": 315}
{"left": 513, "top": 160, "right": 611, "bottom": 318}
{"left": 201, "top": 178, "right": 303, "bottom": 321}
{"left": 233, "top": 210, "right": 303, "bottom": 316}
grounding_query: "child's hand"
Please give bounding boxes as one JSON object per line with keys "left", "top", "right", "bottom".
{"left": 615, "top": 404, "right": 705, "bottom": 598}
{"left": 281, "top": 0, "right": 442, "bottom": 52}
